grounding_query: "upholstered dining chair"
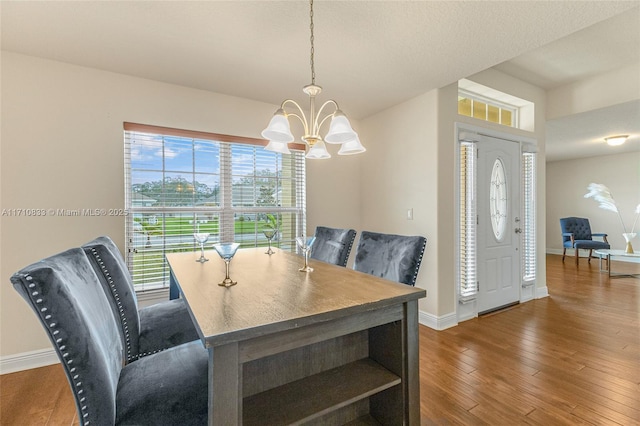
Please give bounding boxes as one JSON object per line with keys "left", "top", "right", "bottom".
{"left": 310, "top": 226, "right": 357, "bottom": 267}
{"left": 353, "top": 231, "right": 427, "bottom": 286}
{"left": 11, "top": 248, "right": 208, "bottom": 425}
{"left": 82, "top": 236, "right": 199, "bottom": 363}
{"left": 559, "top": 217, "right": 610, "bottom": 265}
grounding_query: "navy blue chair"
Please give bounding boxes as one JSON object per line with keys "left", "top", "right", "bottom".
{"left": 560, "top": 217, "right": 609, "bottom": 265}
{"left": 353, "top": 231, "right": 427, "bottom": 286}
{"left": 82, "top": 236, "right": 199, "bottom": 363}
{"left": 310, "top": 226, "right": 357, "bottom": 267}
{"left": 11, "top": 248, "right": 208, "bottom": 425}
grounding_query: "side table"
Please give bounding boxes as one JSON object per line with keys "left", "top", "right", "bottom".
{"left": 595, "top": 249, "right": 640, "bottom": 279}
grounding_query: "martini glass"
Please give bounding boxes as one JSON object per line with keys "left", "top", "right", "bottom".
{"left": 263, "top": 228, "right": 278, "bottom": 255}
{"left": 296, "top": 235, "right": 316, "bottom": 272}
{"left": 213, "top": 243, "right": 240, "bottom": 287}
{"left": 193, "top": 232, "right": 210, "bottom": 263}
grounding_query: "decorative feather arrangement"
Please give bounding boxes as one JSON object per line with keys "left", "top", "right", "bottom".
{"left": 584, "top": 183, "right": 640, "bottom": 233}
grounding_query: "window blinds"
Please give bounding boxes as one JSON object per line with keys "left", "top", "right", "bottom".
{"left": 124, "top": 123, "right": 306, "bottom": 291}
{"left": 459, "top": 142, "right": 478, "bottom": 299}
{"left": 522, "top": 152, "right": 536, "bottom": 282}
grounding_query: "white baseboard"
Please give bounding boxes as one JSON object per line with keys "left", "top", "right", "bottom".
{"left": 419, "top": 310, "right": 458, "bottom": 330}
{"left": 547, "top": 248, "right": 638, "bottom": 263}
{"left": 536, "top": 285, "right": 549, "bottom": 299}
{"left": 0, "top": 348, "right": 58, "bottom": 375}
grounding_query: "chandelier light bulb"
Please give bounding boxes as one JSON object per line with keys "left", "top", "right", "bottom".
{"left": 605, "top": 135, "right": 628, "bottom": 146}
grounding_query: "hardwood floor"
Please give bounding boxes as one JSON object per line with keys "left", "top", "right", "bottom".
{"left": 420, "top": 255, "right": 639, "bottom": 425}
{"left": 1, "top": 254, "right": 638, "bottom": 425}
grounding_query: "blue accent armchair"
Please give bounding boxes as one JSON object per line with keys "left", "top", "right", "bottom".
{"left": 560, "top": 217, "right": 610, "bottom": 265}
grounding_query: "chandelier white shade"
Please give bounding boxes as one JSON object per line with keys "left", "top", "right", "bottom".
{"left": 264, "top": 140, "right": 291, "bottom": 155}
{"left": 262, "top": 109, "right": 294, "bottom": 143}
{"left": 262, "top": 0, "right": 364, "bottom": 160}
{"left": 337, "top": 134, "right": 366, "bottom": 155}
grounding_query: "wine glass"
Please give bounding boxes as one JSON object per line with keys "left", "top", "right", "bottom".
{"left": 296, "top": 235, "right": 316, "bottom": 272}
{"left": 263, "top": 227, "right": 278, "bottom": 255}
{"left": 193, "top": 232, "right": 210, "bottom": 263}
{"left": 213, "top": 243, "right": 240, "bottom": 287}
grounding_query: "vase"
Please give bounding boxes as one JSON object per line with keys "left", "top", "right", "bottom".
{"left": 622, "top": 233, "right": 636, "bottom": 254}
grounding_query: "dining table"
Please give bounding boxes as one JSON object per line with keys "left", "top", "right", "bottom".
{"left": 166, "top": 247, "right": 426, "bottom": 425}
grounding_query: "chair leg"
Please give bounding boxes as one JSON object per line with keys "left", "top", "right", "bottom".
{"left": 562, "top": 248, "right": 566, "bottom": 263}
{"left": 575, "top": 248, "right": 579, "bottom": 265}
{"left": 588, "top": 249, "right": 592, "bottom": 264}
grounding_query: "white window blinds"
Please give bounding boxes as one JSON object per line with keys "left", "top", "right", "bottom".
{"left": 124, "top": 123, "right": 306, "bottom": 291}
{"left": 522, "top": 152, "right": 536, "bottom": 282}
{"left": 459, "top": 142, "right": 478, "bottom": 299}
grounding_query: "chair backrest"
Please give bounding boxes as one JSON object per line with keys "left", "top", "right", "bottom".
{"left": 353, "top": 231, "right": 427, "bottom": 286}
{"left": 11, "top": 248, "right": 124, "bottom": 425}
{"left": 310, "top": 226, "right": 357, "bottom": 267}
{"left": 560, "top": 217, "right": 593, "bottom": 242}
{"left": 82, "top": 236, "right": 142, "bottom": 363}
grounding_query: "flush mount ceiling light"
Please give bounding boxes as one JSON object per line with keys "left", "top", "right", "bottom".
{"left": 262, "top": 0, "right": 365, "bottom": 159}
{"left": 605, "top": 135, "right": 628, "bottom": 146}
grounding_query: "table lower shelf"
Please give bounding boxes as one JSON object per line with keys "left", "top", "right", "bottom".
{"left": 242, "top": 358, "right": 401, "bottom": 425}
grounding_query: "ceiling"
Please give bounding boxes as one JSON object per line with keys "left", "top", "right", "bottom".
{"left": 2, "top": 1, "right": 639, "bottom": 161}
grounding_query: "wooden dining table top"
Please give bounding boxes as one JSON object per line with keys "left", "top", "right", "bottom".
{"left": 166, "top": 248, "right": 426, "bottom": 347}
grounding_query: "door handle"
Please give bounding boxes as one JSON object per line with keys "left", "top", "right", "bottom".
{"left": 515, "top": 228, "right": 522, "bottom": 234}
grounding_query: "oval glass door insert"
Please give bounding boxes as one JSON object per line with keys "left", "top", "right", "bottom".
{"left": 490, "top": 158, "right": 508, "bottom": 241}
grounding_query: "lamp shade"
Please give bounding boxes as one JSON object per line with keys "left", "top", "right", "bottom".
{"left": 605, "top": 135, "right": 628, "bottom": 146}
{"left": 324, "top": 111, "right": 357, "bottom": 144}
{"left": 264, "top": 140, "right": 291, "bottom": 155}
{"left": 306, "top": 140, "right": 331, "bottom": 159}
{"left": 338, "top": 135, "right": 366, "bottom": 155}
{"left": 261, "top": 110, "right": 294, "bottom": 143}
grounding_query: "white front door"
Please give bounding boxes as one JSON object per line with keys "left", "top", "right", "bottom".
{"left": 477, "top": 135, "right": 521, "bottom": 313}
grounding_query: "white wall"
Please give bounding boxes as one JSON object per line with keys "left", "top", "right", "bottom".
{"left": 359, "top": 67, "right": 547, "bottom": 328}
{"left": 360, "top": 89, "right": 441, "bottom": 317}
{"left": 546, "top": 152, "right": 640, "bottom": 253}
{"left": 547, "top": 62, "right": 640, "bottom": 120}
{"left": 0, "top": 52, "right": 360, "bottom": 359}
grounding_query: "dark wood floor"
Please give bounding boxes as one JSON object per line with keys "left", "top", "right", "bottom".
{"left": 1, "top": 254, "right": 638, "bottom": 425}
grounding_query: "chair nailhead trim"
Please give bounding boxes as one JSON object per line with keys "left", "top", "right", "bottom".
{"left": 89, "top": 248, "right": 134, "bottom": 362}
{"left": 18, "top": 273, "right": 92, "bottom": 425}
{"left": 410, "top": 240, "right": 427, "bottom": 286}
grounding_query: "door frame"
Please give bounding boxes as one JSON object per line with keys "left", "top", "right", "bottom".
{"left": 455, "top": 123, "right": 536, "bottom": 323}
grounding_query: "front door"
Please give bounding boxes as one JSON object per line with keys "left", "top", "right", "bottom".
{"left": 477, "top": 135, "right": 521, "bottom": 313}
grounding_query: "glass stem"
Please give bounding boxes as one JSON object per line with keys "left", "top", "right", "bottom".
{"left": 225, "top": 260, "right": 231, "bottom": 280}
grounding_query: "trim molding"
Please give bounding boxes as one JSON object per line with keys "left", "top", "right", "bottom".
{"left": 536, "top": 285, "right": 549, "bottom": 299}
{"left": 0, "top": 348, "right": 58, "bottom": 375}
{"left": 419, "top": 310, "right": 458, "bottom": 331}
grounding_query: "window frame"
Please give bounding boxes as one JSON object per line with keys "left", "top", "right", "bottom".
{"left": 124, "top": 122, "right": 307, "bottom": 292}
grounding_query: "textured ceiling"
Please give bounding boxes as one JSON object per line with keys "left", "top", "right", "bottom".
{"left": 1, "top": 1, "right": 639, "bottom": 161}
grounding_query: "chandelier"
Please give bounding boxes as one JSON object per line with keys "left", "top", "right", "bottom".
{"left": 261, "top": 0, "right": 365, "bottom": 159}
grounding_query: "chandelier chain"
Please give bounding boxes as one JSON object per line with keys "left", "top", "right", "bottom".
{"left": 309, "top": 0, "right": 315, "bottom": 85}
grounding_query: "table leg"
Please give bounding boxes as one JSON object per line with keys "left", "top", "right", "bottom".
{"left": 405, "top": 300, "right": 420, "bottom": 425}
{"left": 210, "top": 343, "right": 241, "bottom": 425}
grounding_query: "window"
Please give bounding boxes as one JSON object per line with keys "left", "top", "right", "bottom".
{"left": 459, "top": 141, "right": 478, "bottom": 300}
{"left": 458, "top": 90, "right": 517, "bottom": 128}
{"left": 522, "top": 152, "right": 536, "bottom": 282}
{"left": 124, "top": 123, "right": 306, "bottom": 291}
